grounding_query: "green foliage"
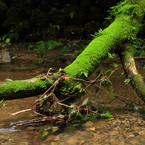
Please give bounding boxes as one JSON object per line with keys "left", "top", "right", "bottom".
{"left": 0, "top": 99, "right": 6, "bottom": 107}
{"left": 0, "top": 30, "right": 19, "bottom": 47}
{"left": 133, "top": 38, "right": 145, "bottom": 56}
{"left": 113, "top": 62, "right": 119, "bottom": 68}
{"left": 108, "top": 53, "right": 118, "bottom": 60}
{"left": 101, "top": 113, "right": 113, "bottom": 118}
{"left": 98, "top": 107, "right": 113, "bottom": 118}
{"left": 28, "top": 40, "right": 62, "bottom": 51}
{"left": 124, "top": 78, "right": 131, "bottom": 84}
{"left": 74, "top": 44, "right": 86, "bottom": 56}
{"left": 106, "top": 0, "right": 145, "bottom": 23}
{"left": 142, "top": 65, "right": 145, "bottom": 69}
{"left": 108, "top": 1, "right": 135, "bottom": 17}
{"left": 121, "top": 71, "right": 125, "bottom": 75}
{"left": 67, "top": 101, "right": 113, "bottom": 124}
{"left": 99, "top": 77, "right": 112, "bottom": 89}
{"left": 49, "top": 23, "right": 60, "bottom": 30}
{"left": 103, "top": 70, "right": 114, "bottom": 75}
{"left": 108, "top": 53, "right": 114, "bottom": 59}
{"left": 138, "top": 109, "right": 145, "bottom": 115}
{"left": 94, "top": 67, "right": 117, "bottom": 99}
{"left": 74, "top": 49, "right": 83, "bottom": 55}
{"left": 37, "top": 130, "right": 50, "bottom": 139}
{"left": 79, "top": 69, "right": 89, "bottom": 77}
{"left": 82, "top": 98, "right": 89, "bottom": 106}
{"left": 61, "top": 42, "right": 77, "bottom": 53}
{"left": 61, "top": 43, "right": 72, "bottom": 53}
{"left": 69, "top": 11, "right": 75, "bottom": 19}
{"left": 61, "top": 46, "right": 71, "bottom": 53}
{"left": 90, "top": 29, "right": 103, "bottom": 39}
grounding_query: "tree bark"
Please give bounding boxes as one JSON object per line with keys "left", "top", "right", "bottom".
{"left": 0, "top": 0, "right": 145, "bottom": 101}
{"left": 119, "top": 44, "right": 145, "bottom": 102}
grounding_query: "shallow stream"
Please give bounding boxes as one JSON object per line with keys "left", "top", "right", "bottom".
{"left": 0, "top": 50, "right": 145, "bottom": 145}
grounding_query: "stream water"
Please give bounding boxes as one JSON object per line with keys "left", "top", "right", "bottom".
{"left": 0, "top": 50, "right": 145, "bottom": 145}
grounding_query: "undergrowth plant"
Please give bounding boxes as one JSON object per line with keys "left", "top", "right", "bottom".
{"left": 28, "top": 40, "right": 62, "bottom": 52}
{"left": 0, "top": 30, "right": 19, "bottom": 48}
{"left": 0, "top": 99, "right": 6, "bottom": 108}
{"left": 133, "top": 38, "right": 145, "bottom": 56}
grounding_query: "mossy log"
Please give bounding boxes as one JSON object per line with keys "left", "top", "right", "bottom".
{"left": 1, "top": 0, "right": 145, "bottom": 101}
{"left": 0, "top": 77, "right": 53, "bottom": 100}
{"left": 64, "top": 0, "right": 145, "bottom": 78}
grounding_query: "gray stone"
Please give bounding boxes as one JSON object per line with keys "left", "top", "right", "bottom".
{"left": 2, "top": 52, "right": 12, "bottom": 63}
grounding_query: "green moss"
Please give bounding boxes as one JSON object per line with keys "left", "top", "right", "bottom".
{"left": 59, "top": 78, "right": 84, "bottom": 96}
{"left": 0, "top": 77, "right": 50, "bottom": 96}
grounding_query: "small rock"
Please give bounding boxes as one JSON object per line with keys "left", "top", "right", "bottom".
{"left": 19, "top": 142, "right": 29, "bottom": 145}
{"left": 89, "top": 127, "right": 96, "bottom": 131}
{"left": 67, "top": 138, "right": 78, "bottom": 144}
{"left": 84, "top": 121, "right": 94, "bottom": 127}
{"left": 54, "top": 136, "right": 60, "bottom": 141}
{"left": 138, "top": 130, "right": 145, "bottom": 135}
{"left": 1, "top": 51, "right": 12, "bottom": 63}
{"left": 51, "top": 142, "right": 60, "bottom": 145}
{"left": 127, "top": 133, "right": 135, "bottom": 138}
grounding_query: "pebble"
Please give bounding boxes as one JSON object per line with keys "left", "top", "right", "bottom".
{"left": 19, "top": 142, "right": 29, "bottom": 145}
{"left": 89, "top": 127, "right": 96, "bottom": 131}
{"left": 84, "top": 121, "right": 94, "bottom": 127}
{"left": 138, "top": 130, "right": 145, "bottom": 135}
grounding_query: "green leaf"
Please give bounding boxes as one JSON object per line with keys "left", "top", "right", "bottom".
{"left": 40, "top": 131, "right": 49, "bottom": 138}
{"left": 84, "top": 72, "right": 88, "bottom": 77}
{"left": 6, "top": 38, "right": 10, "bottom": 43}
{"left": 82, "top": 98, "right": 89, "bottom": 106}
{"left": 101, "top": 113, "right": 113, "bottom": 118}
{"left": 0, "top": 99, "right": 4, "bottom": 103}
{"left": 121, "top": 71, "right": 125, "bottom": 75}
{"left": 124, "top": 78, "right": 131, "bottom": 84}
{"left": 80, "top": 70, "right": 88, "bottom": 77}
{"left": 69, "top": 11, "right": 75, "bottom": 19}
{"left": 142, "top": 65, "right": 145, "bottom": 69}
{"left": 108, "top": 53, "right": 114, "bottom": 59}
{"left": 53, "top": 25, "right": 60, "bottom": 30}
{"left": 104, "top": 70, "right": 113, "bottom": 74}
{"left": 113, "top": 62, "right": 119, "bottom": 68}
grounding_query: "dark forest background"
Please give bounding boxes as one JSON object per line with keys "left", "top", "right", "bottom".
{"left": 0, "top": 0, "right": 122, "bottom": 42}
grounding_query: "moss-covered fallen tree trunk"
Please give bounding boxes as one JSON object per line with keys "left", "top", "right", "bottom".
{"left": 0, "top": 0, "right": 145, "bottom": 101}
{"left": 0, "top": 77, "right": 52, "bottom": 99}
{"left": 64, "top": 0, "right": 145, "bottom": 77}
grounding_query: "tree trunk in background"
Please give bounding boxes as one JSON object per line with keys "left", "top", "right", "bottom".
{"left": 0, "top": 0, "right": 145, "bottom": 102}
{"left": 119, "top": 44, "right": 145, "bottom": 102}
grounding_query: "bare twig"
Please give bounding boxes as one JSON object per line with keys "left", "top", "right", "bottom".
{"left": 32, "top": 74, "right": 65, "bottom": 106}
{"left": 57, "top": 102, "right": 72, "bottom": 108}
{"left": 11, "top": 108, "right": 32, "bottom": 116}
